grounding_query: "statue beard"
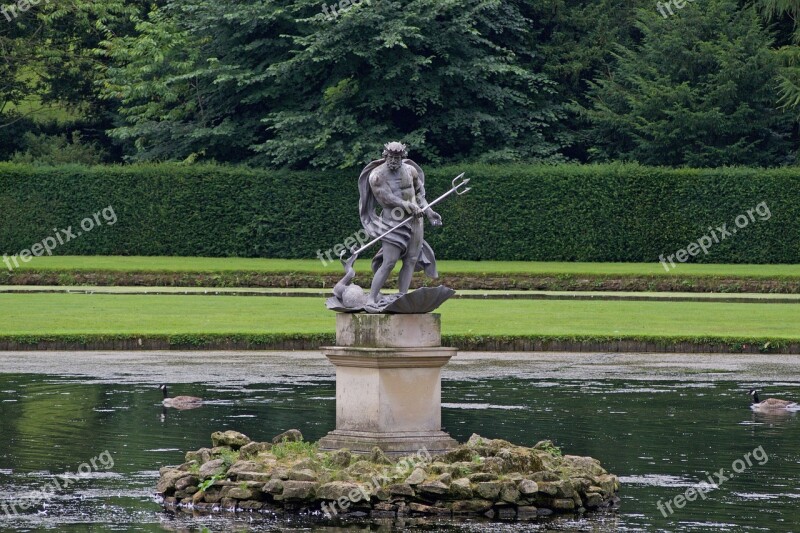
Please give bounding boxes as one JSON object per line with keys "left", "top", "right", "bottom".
{"left": 387, "top": 157, "right": 402, "bottom": 171}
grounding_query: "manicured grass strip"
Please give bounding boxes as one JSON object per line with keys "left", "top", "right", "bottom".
{"left": 3, "top": 272, "right": 799, "bottom": 293}
{"left": 1, "top": 294, "right": 798, "bottom": 340}
{"left": 6, "top": 256, "right": 800, "bottom": 278}
{"left": 445, "top": 299, "right": 799, "bottom": 338}
{"left": 4, "top": 286, "right": 800, "bottom": 303}
{"left": 0, "top": 294, "right": 332, "bottom": 335}
{"left": 9, "top": 256, "right": 343, "bottom": 273}
{"left": 5, "top": 258, "right": 800, "bottom": 293}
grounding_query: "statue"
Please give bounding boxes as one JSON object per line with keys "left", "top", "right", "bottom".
{"left": 327, "top": 142, "right": 470, "bottom": 314}
{"left": 361, "top": 142, "right": 441, "bottom": 308}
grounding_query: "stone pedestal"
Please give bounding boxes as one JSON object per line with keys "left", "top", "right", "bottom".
{"left": 318, "top": 313, "right": 458, "bottom": 456}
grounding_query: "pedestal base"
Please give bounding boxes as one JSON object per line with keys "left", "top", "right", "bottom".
{"left": 318, "top": 430, "right": 458, "bottom": 456}
{"left": 319, "top": 313, "right": 459, "bottom": 456}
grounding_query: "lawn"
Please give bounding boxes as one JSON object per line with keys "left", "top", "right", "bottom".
{"left": 1, "top": 294, "right": 798, "bottom": 339}
{"left": 7, "top": 256, "right": 800, "bottom": 278}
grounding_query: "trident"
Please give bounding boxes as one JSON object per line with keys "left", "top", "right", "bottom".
{"left": 342, "top": 173, "right": 471, "bottom": 260}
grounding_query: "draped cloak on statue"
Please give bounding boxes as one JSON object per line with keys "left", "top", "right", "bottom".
{"left": 358, "top": 158, "right": 439, "bottom": 279}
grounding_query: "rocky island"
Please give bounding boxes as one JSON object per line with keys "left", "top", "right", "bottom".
{"left": 156, "top": 429, "right": 620, "bottom": 522}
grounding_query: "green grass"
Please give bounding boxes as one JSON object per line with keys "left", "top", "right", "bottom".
{"left": 1, "top": 294, "right": 798, "bottom": 339}
{"left": 10, "top": 256, "right": 339, "bottom": 273}
{"left": 8, "top": 256, "right": 800, "bottom": 278}
{"left": 4, "top": 286, "right": 800, "bottom": 301}
{"left": 271, "top": 440, "right": 319, "bottom": 461}
{"left": 0, "top": 294, "right": 332, "bottom": 335}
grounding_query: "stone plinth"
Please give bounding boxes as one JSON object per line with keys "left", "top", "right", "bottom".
{"left": 318, "top": 313, "right": 458, "bottom": 456}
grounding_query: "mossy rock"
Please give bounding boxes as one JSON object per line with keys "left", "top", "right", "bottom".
{"left": 272, "top": 429, "right": 303, "bottom": 444}
{"left": 198, "top": 459, "right": 227, "bottom": 480}
{"left": 211, "top": 430, "right": 251, "bottom": 450}
{"left": 156, "top": 469, "right": 193, "bottom": 494}
{"left": 278, "top": 480, "right": 316, "bottom": 501}
{"left": 329, "top": 449, "right": 352, "bottom": 468}
{"left": 448, "top": 499, "right": 494, "bottom": 513}
{"left": 239, "top": 441, "right": 272, "bottom": 459}
{"left": 448, "top": 478, "right": 473, "bottom": 499}
{"left": 316, "top": 481, "right": 362, "bottom": 501}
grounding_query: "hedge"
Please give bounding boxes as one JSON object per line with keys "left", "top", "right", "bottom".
{"left": 1, "top": 162, "right": 798, "bottom": 263}
{"left": 0, "top": 334, "right": 797, "bottom": 354}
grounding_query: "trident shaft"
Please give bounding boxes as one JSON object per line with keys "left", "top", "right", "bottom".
{"left": 345, "top": 173, "right": 471, "bottom": 259}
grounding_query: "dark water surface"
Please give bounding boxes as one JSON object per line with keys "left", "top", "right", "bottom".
{"left": 0, "top": 352, "right": 798, "bottom": 532}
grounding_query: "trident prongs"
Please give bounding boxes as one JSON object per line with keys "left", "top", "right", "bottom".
{"left": 452, "top": 173, "right": 471, "bottom": 195}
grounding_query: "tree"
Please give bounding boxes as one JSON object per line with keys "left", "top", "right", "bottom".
{"left": 583, "top": 0, "right": 793, "bottom": 167}
{"left": 529, "top": 0, "right": 653, "bottom": 160}
{"left": 100, "top": 0, "right": 303, "bottom": 163}
{"left": 0, "top": 0, "right": 152, "bottom": 161}
{"left": 756, "top": 0, "right": 800, "bottom": 119}
{"left": 99, "top": 0, "right": 567, "bottom": 168}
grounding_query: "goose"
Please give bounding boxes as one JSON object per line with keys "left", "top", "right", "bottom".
{"left": 749, "top": 389, "right": 799, "bottom": 412}
{"left": 160, "top": 384, "right": 203, "bottom": 410}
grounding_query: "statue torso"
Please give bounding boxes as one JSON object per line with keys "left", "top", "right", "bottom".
{"left": 371, "top": 163, "right": 417, "bottom": 208}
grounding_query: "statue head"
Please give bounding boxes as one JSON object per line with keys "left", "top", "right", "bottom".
{"left": 382, "top": 141, "right": 407, "bottom": 171}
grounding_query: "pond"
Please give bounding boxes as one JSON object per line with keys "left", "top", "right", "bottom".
{"left": 0, "top": 351, "right": 798, "bottom": 532}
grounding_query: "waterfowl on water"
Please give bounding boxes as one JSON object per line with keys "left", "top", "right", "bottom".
{"left": 159, "top": 384, "right": 203, "bottom": 409}
{"left": 749, "top": 389, "right": 799, "bottom": 412}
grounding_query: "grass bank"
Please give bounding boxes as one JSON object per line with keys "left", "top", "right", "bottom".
{"left": 6, "top": 256, "right": 800, "bottom": 276}
{"left": 2, "top": 257, "right": 800, "bottom": 293}
{"left": 1, "top": 293, "right": 797, "bottom": 353}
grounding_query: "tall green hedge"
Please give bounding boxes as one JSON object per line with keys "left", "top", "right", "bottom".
{"left": 1, "top": 162, "right": 798, "bottom": 263}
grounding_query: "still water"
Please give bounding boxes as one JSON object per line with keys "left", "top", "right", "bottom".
{"left": 0, "top": 351, "right": 798, "bottom": 532}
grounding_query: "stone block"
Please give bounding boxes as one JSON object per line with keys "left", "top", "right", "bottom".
{"left": 336, "top": 313, "right": 441, "bottom": 348}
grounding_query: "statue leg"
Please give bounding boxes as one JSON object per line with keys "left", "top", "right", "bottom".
{"left": 398, "top": 219, "right": 424, "bottom": 295}
{"left": 397, "top": 259, "right": 417, "bottom": 295}
{"left": 369, "top": 243, "right": 401, "bottom": 305}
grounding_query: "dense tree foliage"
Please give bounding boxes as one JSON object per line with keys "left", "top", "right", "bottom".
{"left": 0, "top": 0, "right": 153, "bottom": 160}
{"left": 2, "top": 0, "right": 800, "bottom": 168}
{"left": 100, "top": 0, "right": 567, "bottom": 167}
{"left": 582, "top": 0, "right": 793, "bottom": 167}
{"left": 757, "top": 0, "right": 800, "bottom": 118}
{"left": 527, "top": 0, "right": 652, "bottom": 159}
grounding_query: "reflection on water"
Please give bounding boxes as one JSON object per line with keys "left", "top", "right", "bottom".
{"left": 0, "top": 374, "right": 799, "bottom": 532}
